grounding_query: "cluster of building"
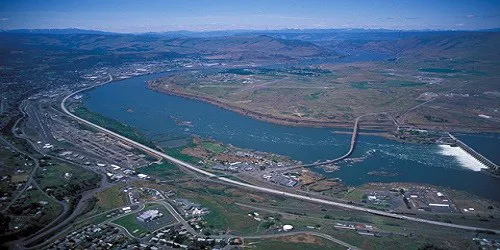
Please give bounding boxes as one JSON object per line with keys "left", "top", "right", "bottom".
{"left": 334, "top": 222, "right": 382, "bottom": 237}
{"left": 360, "top": 187, "right": 457, "bottom": 213}
{"left": 262, "top": 172, "right": 299, "bottom": 187}
{"left": 42, "top": 100, "right": 152, "bottom": 169}
{"left": 362, "top": 191, "right": 396, "bottom": 208}
{"left": 173, "top": 199, "right": 210, "bottom": 218}
{"left": 137, "top": 209, "right": 163, "bottom": 222}
{"left": 43, "top": 224, "right": 140, "bottom": 250}
{"left": 473, "top": 237, "right": 500, "bottom": 249}
{"left": 211, "top": 162, "right": 256, "bottom": 172}
{"left": 125, "top": 187, "right": 165, "bottom": 204}
{"left": 209, "top": 148, "right": 294, "bottom": 173}
{"left": 403, "top": 189, "right": 456, "bottom": 213}
{"left": 146, "top": 225, "right": 233, "bottom": 250}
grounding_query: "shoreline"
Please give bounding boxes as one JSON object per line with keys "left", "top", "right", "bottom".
{"left": 148, "top": 82, "right": 390, "bottom": 130}
{"left": 147, "top": 81, "right": 500, "bottom": 135}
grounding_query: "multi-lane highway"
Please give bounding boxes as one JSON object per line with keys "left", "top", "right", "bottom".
{"left": 61, "top": 79, "right": 500, "bottom": 235}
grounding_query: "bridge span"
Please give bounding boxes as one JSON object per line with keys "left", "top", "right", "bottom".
{"left": 61, "top": 83, "right": 500, "bottom": 234}
{"left": 300, "top": 116, "right": 360, "bottom": 168}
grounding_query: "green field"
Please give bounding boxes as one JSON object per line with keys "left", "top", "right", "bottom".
{"left": 26, "top": 189, "right": 64, "bottom": 225}
{"left": 35, "top": 161, "right": 100, "bottom": 201}
{"left": 162, "top": 145, "right": 201, "bottom": 165}
{"left": 93, "top": 185, "right": 127, "bottom": 212}
{"left": 195, "top": 197, "right": 263, "bottom": 234}
{"left": 245, "top": 236, "right": 344, "bottom": 250}
{"left": 201, "top": 141, "right": 226, "bottom": 154}
{"left": 139, "top": 161, "right": 185, "bottom": 180}
{"left": 71, "top": 105, "right": 156, "bottom": 148}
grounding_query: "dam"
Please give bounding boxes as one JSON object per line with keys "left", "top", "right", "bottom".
{"left": 448, "top": 133, "right": 499, "bottom": 171}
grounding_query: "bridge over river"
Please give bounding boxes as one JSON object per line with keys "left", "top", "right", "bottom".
{"left": 300, "top": 115, "right": 360, "bottom": 168}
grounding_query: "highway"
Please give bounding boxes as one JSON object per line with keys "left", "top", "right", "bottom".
{"left": 61, "top": 78, "right": 500, "bottom": 235}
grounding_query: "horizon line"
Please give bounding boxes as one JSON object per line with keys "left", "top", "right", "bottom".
{"left": 2, "top": 26, "right": 499, "bottom": 35}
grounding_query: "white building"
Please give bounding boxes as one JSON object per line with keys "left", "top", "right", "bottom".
{"left": 137, "top": 209, "right": 163, "bottom": 222}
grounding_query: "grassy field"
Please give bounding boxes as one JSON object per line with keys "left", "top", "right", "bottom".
{"left": 35, "top": 161, "right": 100, "bottom": 201}
{"left": 26, "top": 189, "right": 64, "bottom": 225}
{"left": 162, "top": 145, "right": 201, "bottom": 165}
{"left": 112, "top": 203, "right": 176, "bottom": 238}
{"left": 71, "top": 105, "right": 156, "bottom": 148}
{"left": 93, "top": 185, "right": 127, "bottom": 212}
{"left": 200, "top": 141, "right": 226, "bottom": 154}
{"left": 175, "top": 185, "right": 265, "bottom": 234}
{"left": 244, "top": 234, "right": 344, "bottom": 250}
{"left": 0, "top": 147, "right": 33, "bottom": 192}
{"left": 138, "top": 161, "right": 185, "bottom": 180}
{"left": 150, "top": 58, "right": 500, "bottom": 132}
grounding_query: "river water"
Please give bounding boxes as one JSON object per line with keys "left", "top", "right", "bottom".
{"left": 83, "top": 73, "right": 500, "bottom": 200}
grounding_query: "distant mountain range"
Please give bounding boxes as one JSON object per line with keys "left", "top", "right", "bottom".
{"left": 2, "top": 27, "right": 499, "bottom": 38}
{"left": 0, "top": 28, "right": 115, "bottom": 35}
{"left": 1, "top": 28, "right": 498, "bottom": 62}
{"left": 0, "top": 32, "right": 333, "bottom": 61}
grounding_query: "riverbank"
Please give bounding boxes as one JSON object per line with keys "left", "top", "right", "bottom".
{"left": 148, "top": 80, "right": 500, "bottom": 135}
{"left": 82, "top": 72, "right": 500, "bottom": 200}
{"left": 148, "top": 80, "right": 394, "bottom": 130}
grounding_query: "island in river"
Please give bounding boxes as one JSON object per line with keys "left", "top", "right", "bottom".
{"left": 147, "top": 61, "right": 500, "bottom": 135}
{"left": 82, "top": 72, "right": 500, "bottom": 201}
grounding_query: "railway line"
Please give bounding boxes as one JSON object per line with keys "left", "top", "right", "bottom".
{"left": 60, "top": 78, "right": 500, "bottom": 235}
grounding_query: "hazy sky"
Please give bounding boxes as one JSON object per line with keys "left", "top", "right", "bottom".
{"left": 1, "top": 0, "right": 499, "bottom": 32}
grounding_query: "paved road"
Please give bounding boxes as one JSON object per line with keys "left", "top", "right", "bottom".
{"left": 21, "top": 172, "right": 111, "bottom": 248}
{"left": 156, "top": 200, "right": 201, "bottom": 237}
{"left": 0, "top": 136, "right": 41, "bottom": 213}
{"left": 61, "top": 78, "right": 500, "bottom": 235}
{"left": 243, "top": 231, "right": 361, "bottom": 250}
{"left": 6, "top": 98, "right": 120, "bottom": 249}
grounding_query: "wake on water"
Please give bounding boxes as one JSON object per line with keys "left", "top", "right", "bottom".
{"left": 438, "top": 144, "right": 487, "bottom": 171}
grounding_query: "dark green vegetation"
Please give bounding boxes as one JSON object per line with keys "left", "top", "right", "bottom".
{"left": 162, "top": 145, "right": 201, "bottom": 165}
{"left": 7, "top": 189, "right": 63, "bottom": 230}
{"left": 138, "top": 161, "right": 185, "bottom": 180}
{"left": 71, "top": 105, "right": 156, "bottom": 148}
{"left": 35, "top": 160, "right": 100, "bottom": 202}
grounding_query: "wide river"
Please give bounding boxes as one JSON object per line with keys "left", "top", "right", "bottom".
{"left": 83, "top": 73, "right": 500, "bottom": 200}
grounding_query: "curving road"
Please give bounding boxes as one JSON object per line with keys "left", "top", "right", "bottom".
{"left": 61, "top": 77, "right": 500, "bottom": 235}
{"left": 243, "top": 231, "right": 361, "bottom": 250}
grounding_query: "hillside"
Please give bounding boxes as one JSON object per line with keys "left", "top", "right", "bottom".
{"left": 0, "top": 33, "right": 332, "bottom": 61}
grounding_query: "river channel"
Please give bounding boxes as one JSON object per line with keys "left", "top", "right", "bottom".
{"left": 83, "top": 72, "right": 500, "bottom": 200}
